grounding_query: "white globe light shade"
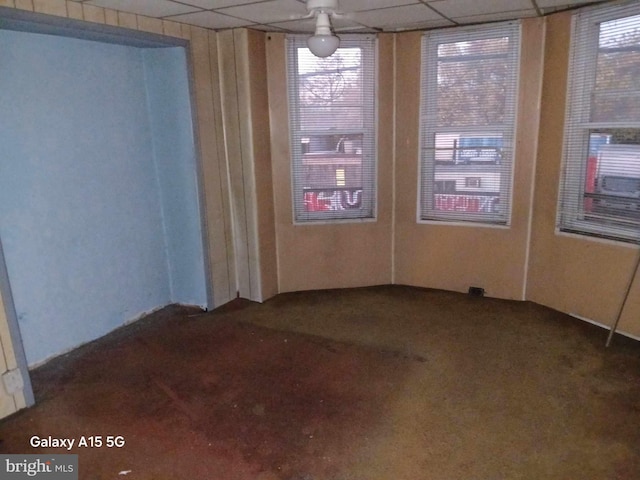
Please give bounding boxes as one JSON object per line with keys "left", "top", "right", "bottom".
{"left": 307, "top": 34, "right": 340, "bottom": 58}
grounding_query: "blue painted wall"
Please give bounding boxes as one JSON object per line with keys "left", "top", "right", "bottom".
{"left": 143, "top": 48, "right": 207, "bottom": 306}
{"left": 0, "top": 30, "right": 207, "bottom": 365}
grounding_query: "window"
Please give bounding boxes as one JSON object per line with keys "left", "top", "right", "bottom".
{"left": 419, "top": 23, "right": 521, "bottom": 225}
{"left": 287, "top": 35, "right": 377, "bottom": 222}
{"left": 558, "top": 2, "right": 640, "bottom": 244}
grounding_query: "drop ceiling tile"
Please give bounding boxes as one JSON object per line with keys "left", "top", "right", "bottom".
{"left": 350, "top": 4, "right": 447, "bottom": 29}
{"left": 429, "top": 0, "right": 533, "bottom": 18}
{"left": 268, "top": 17, "right": 317, "bottom": 33}
{"left": 86, "top": 0, "right": 200, "bottom": 18}
{"left": 219, "top": 0, "right": 308, "bottom": 24}
{"left": 393, "top": 18, "right": 457, "bottom": 31}
{"left": 456, "top": 8, "right": 538, "bottom": 24}
{"left": 333, "top": 25, "right": 381, "bottom": 33}
{"left": 249, "top": 23, "right": 289, "bottom": 32}
{"left": 70, "top": 0, "right": 599, "bottom": 32}
{"left": 331, "top": 14, "right": 379, "bottom": 31}
{"left": 178, "top": 0, "right": 258, "bottom": 8}
{"left": 339, "top": 0, "right": 419, "bottom": 13}
{"left": 166, "top": 10, "right": 254, "bottom": 29}
{"left": 271, "top": 11, "right": 380, "bottom": 33}
{"left": 535, "top": 0, "right": 595, "bottom": 7}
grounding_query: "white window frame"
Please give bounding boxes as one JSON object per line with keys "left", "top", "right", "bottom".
{"left": 418, "top": 22, "right": 521, "bottom": 226}
{"left": 557, "top": 2, "right": 640, "bottom": 244}
{"left": 286, "top": 35, "right": 378, "bottom": 224}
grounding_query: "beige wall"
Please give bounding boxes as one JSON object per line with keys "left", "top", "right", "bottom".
{"left": 216, "top": 29, "right": 278, "bottom": 302}
{"left": 246, "top": 29, "right": 279, "bottom": 302}
{"left": 189, "top": 27, "right": 236, "bottom": 308}
{"left": 527, "top": 11, "right": 640, "bottom": 337}
{"left": 266, "top": 33, "right": 394, "bottom": 293}
{"left": 393, "top": 20, "right": 545, "bottom": 301}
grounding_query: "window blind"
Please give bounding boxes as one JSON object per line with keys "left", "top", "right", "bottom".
{"left": 286, "top": 35, "right": 377, "bottom": 223}
{"left": 558, "top": 2, "right": 640, "bottom": 244}
{"left": 419, "top": 23, "right": 521, "bottom": 225}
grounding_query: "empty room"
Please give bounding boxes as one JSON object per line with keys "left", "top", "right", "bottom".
{"left": 0, "top": 0, "right": 639, "bottom": 478}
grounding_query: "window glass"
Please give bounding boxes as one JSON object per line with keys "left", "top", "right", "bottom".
{"left": 558, "top": 4, "right": 640, "bottom": 243}
{"left": 419, "top": 24, "right": 520, "bottom": 225}
{"left": 287, "top": 36, "right": 377, "bottom": 222}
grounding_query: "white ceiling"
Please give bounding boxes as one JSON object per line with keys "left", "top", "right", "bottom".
{"left": 70, "top": 0, "right": 605, "bottom": 33}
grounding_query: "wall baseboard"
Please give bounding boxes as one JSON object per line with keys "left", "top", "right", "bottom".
{"left": 570, "top": 312, "right": 640, "bottom": 343}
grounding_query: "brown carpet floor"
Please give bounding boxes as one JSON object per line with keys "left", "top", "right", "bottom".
{"left": 0, "top": 285, "right": 639, "bottom": 479}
